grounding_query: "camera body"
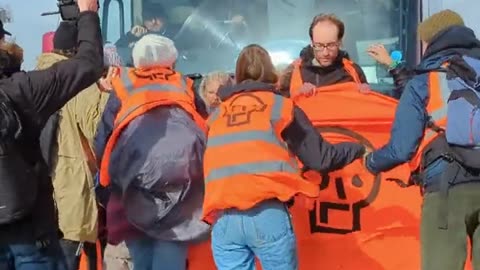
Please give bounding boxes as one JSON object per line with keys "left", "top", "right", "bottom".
{"left": 57, "top": 0, "right": 99, "bottom": 21}
{"left": 58, "top": 0, "right": 80, "bottom": 21}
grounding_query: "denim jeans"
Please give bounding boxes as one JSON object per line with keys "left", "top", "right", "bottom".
{"left": 125, "top": 237, "right": 187, "bottom": 270}
{"left": 211, "top": 199, "right": 297, "bottom": 270}
{"left": 0, "top": 237, "right": 66, "bottom": 270}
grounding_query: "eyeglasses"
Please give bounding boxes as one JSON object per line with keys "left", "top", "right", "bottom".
{"left": 311, "top": 42, "right": 340, "bottom": 51}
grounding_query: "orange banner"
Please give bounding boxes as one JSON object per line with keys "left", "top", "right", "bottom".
{"left": 187, "top": 87, "right": 471, "bottom": 269}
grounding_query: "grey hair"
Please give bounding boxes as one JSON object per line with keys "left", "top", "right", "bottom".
{"left": 198, "top": 71, "right": 234, "bottom": 101}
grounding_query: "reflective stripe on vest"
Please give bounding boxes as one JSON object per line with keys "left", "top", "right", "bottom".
{"left": 99, "top": 67, "right": 199, "bottom": 187}
{"left": 409, "top": 71, "right": 451, "bottom": 171}
{"left": 424, "top": 72, "right": 450, "bottom": 141}
{"left": 205, "top": 94, "right": 298, "bottom": 183}
{"left": 114, "top": 67, "right": 189, "bottom": 125}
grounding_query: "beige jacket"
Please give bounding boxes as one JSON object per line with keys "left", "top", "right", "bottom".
{"left": 36, "top": 53, "right": 109, "bottom": 242}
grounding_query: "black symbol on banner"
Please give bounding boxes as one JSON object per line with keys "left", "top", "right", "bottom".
{"left": 224, "top": 93, "right": 267, "bottom": 127}
{"left": 135, "top": 69, "right": 176, "bottom": 81}
{"left": 308, "top": 127, "right": 382, "bottom": 234}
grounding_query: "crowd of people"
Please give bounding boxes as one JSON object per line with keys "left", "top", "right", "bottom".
{"left": 0, "top": 0, "right": 479, "bottom": 269}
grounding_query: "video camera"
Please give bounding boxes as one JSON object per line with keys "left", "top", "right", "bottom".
{"left": 41, "top": 0, "right": 99, "bottom": 21}
{"left": 58, "top": 0, "right": 80, "bottom": 21}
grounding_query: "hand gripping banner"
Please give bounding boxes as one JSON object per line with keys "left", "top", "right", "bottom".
{"left": 187, "top": 85, "right": 472, "bottom": 270}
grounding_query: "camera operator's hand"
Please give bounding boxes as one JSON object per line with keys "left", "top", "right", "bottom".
{"left": 78, "top": 0, "right": 99, "bottom": 13}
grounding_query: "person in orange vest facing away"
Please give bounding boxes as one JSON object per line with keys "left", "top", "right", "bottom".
{"left": 94, "top": 34, "right": 210, "bottom": 270}
{"left": 364, "top": 10, "right": 480, "bottom": 270}
{"left": 280, "top": 13, "right": 367, "bottom": 98}
{"left": 202, "top": 44, "right": 367, "bottom": 270}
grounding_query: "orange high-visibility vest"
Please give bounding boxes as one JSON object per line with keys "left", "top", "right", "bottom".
{"left": 78, "top": 240, "right": 103, "bottom": 270}
{"left": 202, "top": 90, "right": 319, "bottom": 224}
{"left": 289, "top": 58, "right": 362, "bottom": 98}
{"left": 99, "top": 67, "right": 207, "bottom": 187}
{"left": 409, "top": 69, "right": 448, "bottom": 171}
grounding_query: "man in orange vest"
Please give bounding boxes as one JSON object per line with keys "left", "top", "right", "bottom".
{"left": 280, "top": 13, "right": 367, "bottom": 98}
{"left": 202, "top": 44, "right": 367, "bottom": 269}
{"left": 364, "top": 10, "right": 480, "bottom": 270}
{"left": 95, "top": 34, "right": 209, "bottom": 270}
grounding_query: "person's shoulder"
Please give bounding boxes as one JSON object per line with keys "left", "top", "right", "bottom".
{"left": 400, "top": 72, "right": 430, "bottom": 101}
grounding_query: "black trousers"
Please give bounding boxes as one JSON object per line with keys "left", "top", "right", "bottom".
{"left": 59, "top": 239, "right": 97, "bottom": 270}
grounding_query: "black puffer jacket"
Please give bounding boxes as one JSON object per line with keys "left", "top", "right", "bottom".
{"left": 389, "top": 64, "right": 415, "bottom": 99}
{"left": 0, "top": 11, "right": 103, "bottom": 244}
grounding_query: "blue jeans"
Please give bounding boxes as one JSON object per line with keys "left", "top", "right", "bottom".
{"left": 211, "top": 200, "right": 297, "bottom": 270}
{"left": 0, "top": 238, "right": 66, "bottom": 270}
{"left": 125, "top": 237, "right": 187, "bottom": 270}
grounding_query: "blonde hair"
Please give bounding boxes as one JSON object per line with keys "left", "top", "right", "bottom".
{"left": 199, "top": 71, "right": 234, "bottom": 101}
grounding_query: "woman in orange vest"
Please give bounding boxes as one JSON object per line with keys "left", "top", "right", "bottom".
{"left": 202, "top": 44, "right": 367, "bottom": 270}
{"left": 95, "top": 34, "right": 210, "bottom": 270}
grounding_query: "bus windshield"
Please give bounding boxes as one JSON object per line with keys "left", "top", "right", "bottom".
{"left": 103, "top": 0, "right": 418, "bottom": 92}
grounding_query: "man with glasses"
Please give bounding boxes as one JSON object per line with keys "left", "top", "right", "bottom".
{"left": 280, "top": 13, "right": 367, "bottom": 97}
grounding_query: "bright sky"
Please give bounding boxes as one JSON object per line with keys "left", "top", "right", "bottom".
{"left": 0, "top": 0, "right": 60, "bottom": 70}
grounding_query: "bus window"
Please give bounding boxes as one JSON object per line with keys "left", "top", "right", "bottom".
{"left": 321, "top": 0, "right": 418, "bottom": 93}
{"left": 107, "top": 0, "right": 418, "bottom": 94}
{"left": 101, "top": 0, "right": 132, "bottom": 43}
{"left": 103, "top": 0, "right": 121, "bottom": 43}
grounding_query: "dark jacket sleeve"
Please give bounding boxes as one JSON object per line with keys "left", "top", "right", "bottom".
{"left": 353, "top": 63, "right": 368, "bottom": 83}
{"left": 115, "top": 32, "right": 139, "bottom": 48}
{"left": 94, "top": 92, "right": 121, "bottom": 162}
{"left": 3, "top": 11, "right": 103, "bottom": 130}
{"left": 365, "top": 75, "right": 429, "bottom": 174}
{"left": 389, "top": 65, "right": 414, "bottom": 99}
{"left": 281, "top": 106, "right": 365, "bottom": 173}
{"left": 193, "top": 89, "right": 209, "bottom": 119}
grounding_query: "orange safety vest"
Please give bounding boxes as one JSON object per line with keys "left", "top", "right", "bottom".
{"left": 409, "top": 69, "right": 448, "bottom": 171}
{"left": 289, "top": 58, "right": 362, "bottom": 98}
{"left": 202, "top": 90, "right": 319, "bottom": 223}
{"left": 99, "top": 67, "right": 207, "bottom": 187}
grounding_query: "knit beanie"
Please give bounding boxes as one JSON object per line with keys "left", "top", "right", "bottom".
{"left": 104, "top": 43, "right": 123, "bottom": 67}
{"left": 53, "top": 21, "right": 78, "bottom": 51}
{"left": 132, "top": 34, "right": 178, "bottom": 69}
{"left": 418, "top": 9, "right": 464, "bottom": 43}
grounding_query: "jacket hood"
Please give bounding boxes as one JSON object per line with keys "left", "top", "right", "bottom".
{"left": 419, "top": 26, "right": 480, "bottom": 70}
{"left": 218, "top": 81, "right": 277, "bottom": 101}
{"left": 35, "top": 53, "right": 68, "bottom": 70}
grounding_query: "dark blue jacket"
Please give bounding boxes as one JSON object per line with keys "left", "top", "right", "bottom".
{"left": 366, "top": 26, "right": 480, "bottom": 187}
